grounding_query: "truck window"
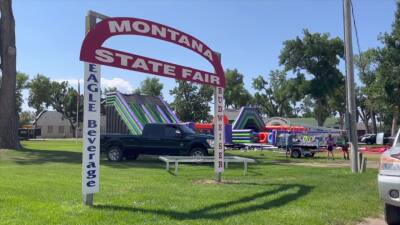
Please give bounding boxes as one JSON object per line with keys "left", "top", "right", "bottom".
{"left": 164, "top": 126, "right": 179, "bottom": 138}
{"left": 179, "top": 125, "right": 195, "bottom": 134}
{"left": 143, "top": 124, "right": 163, "bottom": 138}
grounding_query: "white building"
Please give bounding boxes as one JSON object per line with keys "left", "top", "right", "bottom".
{"left": 33, "top": 111, "right": 106, "bottom": 138}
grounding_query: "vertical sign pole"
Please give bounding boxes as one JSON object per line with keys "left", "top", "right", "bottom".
{"left": 214, "top": 53, "right": 224, "bottom": 182}
{"left": 214, "top": 86, "right": 225, "bottom": 182}
{"left": 82, "top": 13, "right": 101, "bottom": 206}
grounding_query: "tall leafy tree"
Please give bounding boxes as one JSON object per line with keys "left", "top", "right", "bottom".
{"left": 19, "top": 110, "right": 35, "bottom": 127}
{"left": 252, "top": 70, "right": 304, "bottom": 117}
{"left": 224, "top": 69, "right": 252, "bottom": 109}
{"left": 28, "top": 76, "right": 83, "bottom": 137}
{"left": 0, "top": 0, "right": 20, "bottom": 149}
{"left": 375, "top": 2, "right": 400, "bottom": 135}
{"left": 0, "top": 71, "right": 29, "bottom": 114}
{"left": 170, "top": 81, "right": 213, "bottom": 122}
{"left": 327, "top": 77, "right": 346, "bottom": 129}
{"left": 50, "top": 82, "right": 83, "bottom": 138}
{"left": 28, "top": 74, "right": 53, "bottom": 115}
{"left": 134, "top": 77, "right": 163, "bottom": 96}
{"left": 299, "top": 95, "right": 314, "bottom": 117}
{"left": 279, "top": 29, "right": 344, "bottom": 126}
{"left": 15, "top": 72, "right": 29, "bottom": 114}
{"left": 354, "top": 49, "right": 381, "bottom": 133}
{"left": 104, "top": 86, "right": 117, "bottom": 94}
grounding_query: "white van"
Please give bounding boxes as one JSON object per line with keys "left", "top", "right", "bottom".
{"left": 379, "top": 129, "right": 400, "bottom": 225}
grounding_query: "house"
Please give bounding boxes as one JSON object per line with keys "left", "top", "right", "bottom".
{"left": 33, "top": 111, "right": 106, "bottom": 138}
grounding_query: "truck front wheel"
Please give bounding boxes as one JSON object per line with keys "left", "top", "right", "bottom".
{"left": 190, "top": 147, "right": 207, "bottom": 157}
{"left": 107, "top": 146, "right": 123, "bottom": 162}
{"left": 385, "top": 203, "right": 400, "bottom": 225}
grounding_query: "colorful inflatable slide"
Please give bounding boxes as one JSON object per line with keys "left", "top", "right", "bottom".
{"left": 230, "top": 107, "right": 265, "bottom": 144}
{"left": 105, "top": 92, "right": 180, "bottom": 135}
{"left": 232, "top": 107, "right": 265, "bottom": 132}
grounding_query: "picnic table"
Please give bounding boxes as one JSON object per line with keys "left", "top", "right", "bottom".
{"left": 158, "top": 156, "right": 256, "bottom": 175}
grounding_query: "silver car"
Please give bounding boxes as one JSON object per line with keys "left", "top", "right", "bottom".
{"left": 379, "top": 129, "right": 400, "bottom": 225}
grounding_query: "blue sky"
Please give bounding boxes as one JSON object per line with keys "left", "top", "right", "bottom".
{"left": 14, "top": 0, "right": 397, "bottom": 111}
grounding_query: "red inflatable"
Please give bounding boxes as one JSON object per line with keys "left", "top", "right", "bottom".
{"left": 257, "top": 132, "right": 268, "bottom": 143}
{"left": 265, "top": 125, "right": 307, "bottom": 132}
{"left": 195, "top": 115, "right": 229, "bottom": 131}
{"left": 360, "top": 146, "right": 389, "bottom": 154}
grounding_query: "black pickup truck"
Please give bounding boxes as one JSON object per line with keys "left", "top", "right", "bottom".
{"left": 100, "top": 123, "right": 214, "bottom": 161}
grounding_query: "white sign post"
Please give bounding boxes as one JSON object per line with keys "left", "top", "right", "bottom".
{"left": 82, "top": 63, "right": 101, "bottom": 205}
{"left": 214, "top": 86, "right": 225, "bottom": 182}
{"left": 81, "top": 10, "right": 108, "bottom": 206}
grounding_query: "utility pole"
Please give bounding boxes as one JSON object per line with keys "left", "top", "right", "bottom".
{"left": 344, "top": 0, "right": 359, "bottom": 173}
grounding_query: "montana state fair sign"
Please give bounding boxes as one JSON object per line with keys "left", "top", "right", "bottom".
{"left": 80, "top": 17, "right": 226, "bottom": 194}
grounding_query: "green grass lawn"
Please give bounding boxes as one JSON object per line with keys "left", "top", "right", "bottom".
{"left": 0, "top": 140, "right": 382, "bottom": 225}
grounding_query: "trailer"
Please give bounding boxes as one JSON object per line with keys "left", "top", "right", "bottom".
{"left": 289, "top": 143, "right": 325, "bottom": 158}
{"left": 225, "top": 143, "right": 278, "bottom": 151}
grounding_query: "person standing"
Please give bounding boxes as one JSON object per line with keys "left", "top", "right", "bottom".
{"left": 326, "top": 134, "right": 335, "bottom": 160}
{"left": 341, "top": 137, "right": 350, "bottom": 160}
{"left": 286, "top": 133, "right": 294, "bottom": 158}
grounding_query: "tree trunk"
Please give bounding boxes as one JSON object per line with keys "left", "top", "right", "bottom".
{"left": 392, "top": 106, "right": 399, "bottom": 136}
{"left": 0, "top": 0, "right": 20, "bottom": 149}
{"left": 339, "top": 112, "right": 344, "bottom": 130}
{"left": 67, "top": 119, "right": 77, "bottom": 138}
{"left": 314, "top": 99, "right": 328, "bottom": 127}
{"left": 363, "top": 118, "right": 370, "bottom": 134}
{"left": 371, "top": 111, "right": 378, "bottom": 134}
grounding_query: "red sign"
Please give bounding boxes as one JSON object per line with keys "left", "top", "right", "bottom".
{"left": 80, "top": 17, "right": 225, "bottom": 87}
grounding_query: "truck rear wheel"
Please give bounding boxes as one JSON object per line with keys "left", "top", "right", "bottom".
{"left": 190, "top": 147, "right": 206, "bottom": 157}
{"left": 107, "top": 146, "right": 123, "bottom": 162}
{"left": 385, "top": 203, "right": 400, "bottom": 225}
{"left": 291, "top": 149, "right": 301, "bottom": 158}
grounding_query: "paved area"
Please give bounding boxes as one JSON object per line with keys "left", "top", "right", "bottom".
{"left": 357, "top": 215, "right": 385, "bottom": 225}
{"left": 270, "top": 160, "right": 380, "bottom": 169}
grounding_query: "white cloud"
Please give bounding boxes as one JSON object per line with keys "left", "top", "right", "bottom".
{"left": 101, "top": 78, "right": 134, "bottom": 94}
{"left": 53, "top": 77, "right": 134, "bottom": 94}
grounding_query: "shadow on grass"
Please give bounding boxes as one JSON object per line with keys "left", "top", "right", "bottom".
{"left": 12, "top": 148, "right": 82, "bottom": 165}
{"left": 11, "top": 148, "right": 163, "bottom": 170}
{"left": 94, "top": 183, "right": 313, "bottom": 220}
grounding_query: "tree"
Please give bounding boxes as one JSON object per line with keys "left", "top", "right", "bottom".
{"left": 134, "top": 77, "right": 163, "bottom": 96}
{"left": 224, "top": 69, "right": 252, "bottom": 109}
{"left": 279, "top": 29, "right": 344, "bottom": 126}
{"left": 19, "top": 111, "right": 35, "bottom": 127}
{"left": 28, "top": 75, "right": 83, "bottom": 137}
{"left": 15, "top": 72, "right": 29, "bottom": 114}
{"left": 354, "top": 49, "right": 381, "bottom": 133}
{"left": 104, "top": 86, "right": 117, "bottom": 94}
{"left": 28, "top": 74, "right": 52, "bottom": 115}
{"left": 50, "top": 82, "right": 83, "bottom": 138}
{"left": 252, "top": 70, "right": 304, "bottom": 117}
{"left": 0, "top": 71, "right": 29, "bottom": 114}
{"left": 170, "top": 81, "right": 213, "bottom": 122}
{"left": 355, "top": 87, "right": 371, "bottom": 133}
{"left": 0, "top": 0, "right": 20, "bottom": 149}
{"left": 374, "top": 2, "right": 400, "bottom": 135}
{"left": 328, "top": 77, "right": 346, "bottom": 129}
{"left": 299, "top": 95, "right": 314, "bottom": 117}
